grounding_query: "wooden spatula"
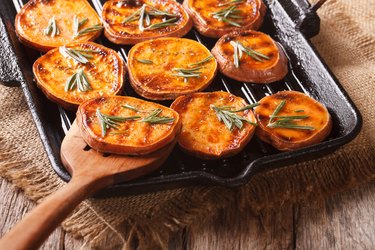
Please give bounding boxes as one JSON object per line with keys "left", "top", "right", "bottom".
{"left": 0, "top": 121, "right": 175, "bottom": 250}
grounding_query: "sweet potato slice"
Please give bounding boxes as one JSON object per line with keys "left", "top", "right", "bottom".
{"left": 183, "top": 0, "right": 266, "bottom": 38}
{"left": 77, "top": 96, "right": 181, "bottom": 155}
{"left": 254, "top": 91, "right": 332, "bottom": 151}
{"left": 212, "top": 30, "right": 288, "bottom": 83}
{"left": 171, "top": 91, "right": 257, "bottom": 159}
{"left": 15, "top": 0, "right": 102, "bottom": 52}
{"left": 33, "top": 42, "right": 125, "bottom": 110}
{"left": 128, "top": 37, "right": 217, "bottom": 100}
{"left": 102, "top": 0, "right": 192, "bottom": 45}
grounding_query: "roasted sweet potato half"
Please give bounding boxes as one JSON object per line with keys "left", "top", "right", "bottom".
{"left": 212, "top": 30, "right": 288, "bottom": 83}
{"left": 33, "top": 42, "right": 125, "bottom": 110}
{"left": 102, "top": 0, "right": 192, "bottom": 45}
{"left": 77, "top": 96, "right": 181, "bottom": 155}
{"left": 128, "top": 37, "right": 217, "bottom": 100}
{"left": 171, "top": 91, "right": 257, "bottom": 159}
{"left": 15, "top": 0, "right": 102, "bottom": 52}
{"left": 183, "top": 0, "right": 266, "bottom": 38}
{"left": 253, "top": 91, "right": 332, "bottom": 151}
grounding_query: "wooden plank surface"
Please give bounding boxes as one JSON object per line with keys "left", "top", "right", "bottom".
{"left": 2, "top": 176, "right": 375, "bottom": 249}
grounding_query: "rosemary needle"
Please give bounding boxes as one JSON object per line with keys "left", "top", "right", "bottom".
{"left": 59, "top": 47, "right": 98, "bottom": 64}
{"left": 189, "top": 56, "right": 214, "bottom": 67}
{"left": 64, "top": 69, "right": 92, "bottom": 92}
{"left": 135, "top": 58, "right": 153, "bottom": 64}
{"left": 140, "top": 109, "right": 175, "bottom": 124}
{"left": 44, "top": 16, "right": 60, "bottom": 37}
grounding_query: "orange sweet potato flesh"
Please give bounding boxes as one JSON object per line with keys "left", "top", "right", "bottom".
{"left": 183, "top": 0, "right": 266, "bottom": 38}
{"left": 102, "top": 0, "right": 192, "bottom": 45}
{"left": 77, "top": 96, "right": 181, "bottom": 155}
{"left": 171, "top": 91, "right": 257, "bottom": 159}
{"left": 33, "top": 42, "right": 125, "bottom": 110}
{"left": 128, "top": 37, "right": 217, "bottom": 100}
{"left": 254, "top": 91, "right": 332, "bottom": 151}
{"left": 212, "top": 30, "right": 288, "bottom": 83}
{"left": 15, "top": 0, "right": 102, "bottom": 52}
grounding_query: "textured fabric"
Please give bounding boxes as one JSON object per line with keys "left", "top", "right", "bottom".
{"left": 0, "top": 0, "right": 374, "bottom": 248}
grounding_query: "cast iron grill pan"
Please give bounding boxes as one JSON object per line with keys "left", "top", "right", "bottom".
{"left": 0, "top": 0, "right": 362, "bottom": 197}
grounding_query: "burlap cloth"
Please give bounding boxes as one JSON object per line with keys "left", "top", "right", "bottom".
{"left": 1, "top": 0, "right": 374, "bottom": 248}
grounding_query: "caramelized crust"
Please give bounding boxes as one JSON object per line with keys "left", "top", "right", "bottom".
{"left": 33, "top": 42, "right": 125, "bottom": 110}
{"left": 254, "top": 91, "right": 332, "bottom": 151}
{"left": 15, "top": 0, "right": 102, "bottom": 52}
{"left": 128, "top": 37, "right": 217, "bottom": 100}
{"left": 77, "top": 96, "right": 181, "bottom": 155}
{"left": 212, "top": 30, "right": 288, "bottom": 83}
{"left": 171, "top": 91, "right": 257, "bottom": 159}
{"left": 183, "top": 0, "right": 266, "bottom": 38}
{"left": 102, "top": 0, "right": 192, "bottom": 44}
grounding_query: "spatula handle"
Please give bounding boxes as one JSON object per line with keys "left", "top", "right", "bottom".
{"left": 0, "top": 175, "right": 110, "bottom": 250}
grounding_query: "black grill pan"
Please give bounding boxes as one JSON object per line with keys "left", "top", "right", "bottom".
{"left": 0, "top": 0, "right": 362, "bottom": 197}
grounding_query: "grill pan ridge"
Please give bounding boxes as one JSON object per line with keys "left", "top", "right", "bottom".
{"left": 0, "top": 0, "right": 362, "bottom": 197}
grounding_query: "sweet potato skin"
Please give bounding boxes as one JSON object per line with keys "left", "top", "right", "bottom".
{"left": 211, "top": 30, "right": 288, "bottom": 83}
{"left": 102, "top": 0, "right": 192, "bottom": 45}
{"left": 254, "top": 91, "right": 332, "bottom": 151}
{"left": 128, "top": 37, "right": 217, "bottom": 100}
{"left": 33, "top": 42, "right": 125, "bottom": 110}
{"left": 171, "top": 91, "right": 257, "bottom": 159}
{"left": 183, "top": 0, "right": 266, "bottom": 38}
{"left": 15, "top": 0, "right": 102, "bottom": 52}
{"left": 77, "top": 96, "right": 181, "bottom": 155}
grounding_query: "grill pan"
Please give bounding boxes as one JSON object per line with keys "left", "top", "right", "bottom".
{"left": 0, "top": 0, "right": 362, "bottom": 197}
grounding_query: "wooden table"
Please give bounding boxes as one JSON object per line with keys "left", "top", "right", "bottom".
{"left": 1, "top": 176, "right": 375, "bottom": 249}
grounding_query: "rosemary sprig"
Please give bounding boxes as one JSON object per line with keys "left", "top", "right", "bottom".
{"left": 73, "top": 24, "right": 103, "bottom": 38}
{"left": 189, "top": 55, "right": 214, "bottom": 67}
{"left": 140, "top": 109, "right": 175, "bottom": 124}
{"left": 59, "top": 47, "right": 97, "bottom": 64}
{"left": 96, "top": 108, "right": 141, "bottom": 136}
{"left": 64, "top": 69, "right": 92, "bottom": 92}
{"left": 230, "top": 41, "right": 270, "bottom": 67}
{"left": 211, "top": 105, "right": 257, "bottom": 131}
{"left": 269, "top": 100, "right": 286, "bottom": 123}
{"left": 44, "top": 17, "right": 60, "bottom": 37}
{"left": 73, "top": 16, "right": 88, "bottom": 37}
{"left": 218, "top": 0, "right": 244, "bottom": 6}
{"left": 122, "top": 4, "right": 178, "bottom": 30}
{"left": 172, "top": 67, "right": 202, "bottom": 83}
{"left": 135, "top": 58, "right": 153, "bottom": 64}
{"left": 212, "top": 6, "right": 242, "bottom": 27}
{"left": 266, "top": 100, "right": 315, "bottom": 130}
{"left": 143, "top": 17, "right": 178, "bottom": 30}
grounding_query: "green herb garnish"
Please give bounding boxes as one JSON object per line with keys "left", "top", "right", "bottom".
{"left": 143, "top": 17, "right": 178, "bottom": 30}
{"left": 189, "top": 56, "right": 214, "bottom": 67}
{"left": 230, "top": 41, "right": 270, "bottom": 68}
{"left": 140, "top": 109, "right": 175, "bottom": 124}
{"left": 44, "top": 17, "right": 60, "bottom": 37}
{"left": 122, "top": 4, "right": 178, "bottom": 30}
{"left": 96, "top": 109, "right": 141, "bottom": 136}
{"left": 73, "top": 24, "right": 103, "bottom": 38}
{"left": 60, "top": 47, "right": 98, "bottom": 64}
{"left": 294, "top": 109, "right": 304, "bottom": 113}
{"left": 64, "top": 69, "right": 92, "bottom": 92}
{"left": 172, "top": 67, "right": 202, "bottom": 83}
{"left": 135, "top": 58, "right": 153, "bottom": 64}
{"left": 73, "top": 16, "right": 88, "bottom": 37}
{"left": 122, "top": 104, "right": 140, "bottom": 112}
{"left": 212, "top": 6, "right": 242, "bottom": 27}
{"left": 211, "top": 105, "right": 257, "bottom": 131}
{"left": 218, "top": 0, "right": 244, "bottom": 6}
{"left": 267, "top": 100, "right": 314, "bottom": 130}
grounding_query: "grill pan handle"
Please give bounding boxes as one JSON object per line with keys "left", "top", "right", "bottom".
{"left": 275, "top": 0, "right": 329, "bottom": 38}
{"left": 0, "top": 15, "right": 22, "bottom": 87}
